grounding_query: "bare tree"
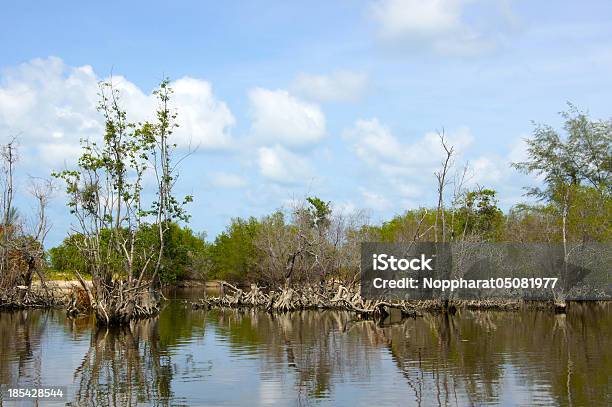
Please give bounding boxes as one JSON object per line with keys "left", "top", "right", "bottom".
{"left": 0, "top": 137, "right": 18, "bottom": 287}
{"left": 28, "top": 177, "right": 54, "bottom": 244}
{"left": 0, "top": 140, "right": 54, "bottom": 302}
{"left": 253, "top": 198, "right": 370, "bottom": 289}
{"left": 434, "top": 131, "right": 455, "bottom": 243}
{"left": 1, "top": 137, "right": 17, "bottom": 229}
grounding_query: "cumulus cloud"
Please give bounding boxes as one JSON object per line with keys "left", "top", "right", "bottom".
{"left": 248, "top": 87, "right": 326, "bottom": 148}
{"left": 0, "top": 57, "right": 235, "bottom": 171}
{"left": 0, "top": 57, "right": 101, "bottom": 162}
{"left": 171, "top": 77, "right": 235, "bottom": 150}
{"left": 343, "top": 118, "right": 473, "bottom": 177}
{"left": 344, "top": 118, "right": 477, "bottom": 210}
{"left": 470, "top": 156, "right": 504, "bottom": 183}
{"left": 257, "top": 145, "right": 312, "bottom": 184}
{"left": 370, "top": 0, "right": 497, "bottom": 55}
{"left": 468, "top": 136, "right": 541, "bottom": 188}
{"left": 291, "top": 70, "right": 368, "bottom": 103}
{"left": 333, "top": 200, "right": 358, "bottom": 215}
{"left": 345, "top": 117, "right": 538, "bottom": 211}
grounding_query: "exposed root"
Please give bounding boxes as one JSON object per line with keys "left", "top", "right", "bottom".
{"left": 192, "top": 283, "right": 421, "bottom": 320}
{"left": 66, "top": 285, "right": 92, "bottom": 316}
{"left": 0, "top": 286, "right": 65, "bottom": 309}
{"left": 192, "top": 283, "right": 579, "bottom": 317}
{"left": 67, "top": 272, "right": 160, "bottom": 325}
{"left": 89, "top": 282, "right": 160, "bottom": 325}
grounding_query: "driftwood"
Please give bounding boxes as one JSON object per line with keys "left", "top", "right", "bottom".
{"left": 192, "top": 282, "right": 421, "bottom": 320}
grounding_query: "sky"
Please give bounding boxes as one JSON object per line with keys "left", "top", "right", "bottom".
{"left": 1, "top": 0, "right": 611, "bottom": 246}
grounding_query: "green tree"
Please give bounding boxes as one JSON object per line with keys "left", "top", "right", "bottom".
{"left": 52, "top": 79, "right": 191, "bottom": 324}
{"left": 512, "top": 104, "right": 611, "bottom": 246}
{"left": 49, "top": 223, "right": 208, "bottom": 284}
{"left": 136, "top": 223, "right": 208, "bottom": 284}
{"left": 207, "top": 217, "right": 261, "bottom": 283}
{"left": 453, "top": 189, "right": 505, "bottom": 241}
{"left": 306, "top": 196, "right": 331, "bottom": 230}
{"left": 49, "top": 234, "right": 90, "bottom": 275}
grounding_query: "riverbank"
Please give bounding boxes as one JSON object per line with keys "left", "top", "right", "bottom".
{"left": 1, "top": 277, "right": 596, "bottom": 316}
{"left": 190, "top": 282, "right": 583, "bottom": 319}
{"left": 0, "top": 277, "right": 211, "bottom": 309}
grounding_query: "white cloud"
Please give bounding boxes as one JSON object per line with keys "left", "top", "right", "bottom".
{"left": 257, "top": 145, "right": 312, "bottom": 184}
{"left": 291, "top": 70, "right": 368, "bottom": 103}
{"left": 171, "top": 77, "right": 235, "bottom": 150}
{"left": 360, "top": 188, "right": 391, "bottom": 211}
{"left": 209, "top": 171, "right": 247, "bottom": 188}
{"left": 33, "top": 142, "right": 84, "bottom": 169}
{"left": 0, "top": 57, "right": 235, "bottom": 172}
{"left": 248, "top": 87, "right": 326, "bottom": 148}
{"left": 343, "top": 118, "right": 473, "bottom": 176}
{"left": 344, "top": 118, "right": 538, "bottom": 204}
{"left": 470, "top": 156, "right": 503, "bottom": 183}
{"left": 373, "top": 0, "right": 463, "bottom": 39}
{"left": 507, "top": 136, "right": 529, "bottom": 164}
{"left": 0, "top": 58, "right": 101, "bottom": 150}
{"left": 344, "top": 118, "right": 477, "bottom": 211}
{"left": 99, "top": 76, "right": 236, "bottom": 151}
{"left": 391, "top": 181, "right": 422, "bottom": 199}
{"left": 468, "top": 136, "right": 544, "bottom": 189}
{"left": 370, "top": 0, "right": 496, "bottom": 55}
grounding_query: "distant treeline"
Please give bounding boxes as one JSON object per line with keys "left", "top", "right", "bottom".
{"left": 48, "top": 106, "right": 611, "bottom": 286}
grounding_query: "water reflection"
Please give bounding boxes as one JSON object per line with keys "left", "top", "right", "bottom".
{"left": 70, "top": 319, "right": 172, "bottom": 406}
{"left": 0, "top": 311, "right": 47, "bottom": 387}
{"left": 0, "top": 300, "right": 609, "bottom": 406}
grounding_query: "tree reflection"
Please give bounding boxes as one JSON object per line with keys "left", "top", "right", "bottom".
{"left": 0, "top": 302, "right": 609, "bottom": 406}
{"left": 205, "top": 304, "right": 611, "bottom": 406}
{"left": 71, "top": 318, "right": 173, "bottom": 407}
{"left": 0, "top": 310, "right": 47, "bottom": 386}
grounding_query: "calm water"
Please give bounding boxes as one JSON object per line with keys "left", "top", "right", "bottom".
{"left": 0, "top": 291, "right": 610, "bottom": 406}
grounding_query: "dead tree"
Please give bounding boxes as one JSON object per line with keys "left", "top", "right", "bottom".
{"left": 0, "top": 137, "right": 18, "bottom": 288}
{"left": 434, "top": 131, "right": 455, "bottom": 244}
{"left": 0, "top": 140, "right": 56, "bottom": 306}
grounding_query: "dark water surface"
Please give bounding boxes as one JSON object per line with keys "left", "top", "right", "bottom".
{"left": 0, "top": 290, "right": 610, "bottom": 406}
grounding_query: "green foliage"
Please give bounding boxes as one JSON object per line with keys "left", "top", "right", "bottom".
{"left": 306, "top": 196, "right": 331, "bottom": 229}
{"left": 511, "top": 104, "right": 611, "bottom": 243}
{"left": 453, "top": 189, "right": 505, "bottom": 240}
{"left": 566, "top": 185, "right": 612, "bottom": 241}
{"left": 48, "top": 102, "right": 611, "bottom": 290}
{"left": 368, "top": 191, "right": 505, "bottom": 243}
{"left": 375, "top": 209, "right": 437, "bottom": 242}
{"left": 48, "top": 234, "right": 88, "bottom": 275}
{"left": 512, "top": 104, "right": 611, "bottom": 200}
{"left": 508, "top": 185, "right": 612, "bottom": 242}
{"left": 207, "top": 217, "right": 261, "bottom": 283}
{"left": 136, "top": 223, "right": 208, "bottom": 284}
{"left": 48, "top": 223, "right": 208, "bottom": 284}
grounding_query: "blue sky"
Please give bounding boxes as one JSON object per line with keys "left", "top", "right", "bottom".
{"left": 1, "top": 0, "right": 611, "bottom": 246}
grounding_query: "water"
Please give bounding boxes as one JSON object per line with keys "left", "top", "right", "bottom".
{"left": 0, "top": 290, "right": 610, "bottom": 406}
